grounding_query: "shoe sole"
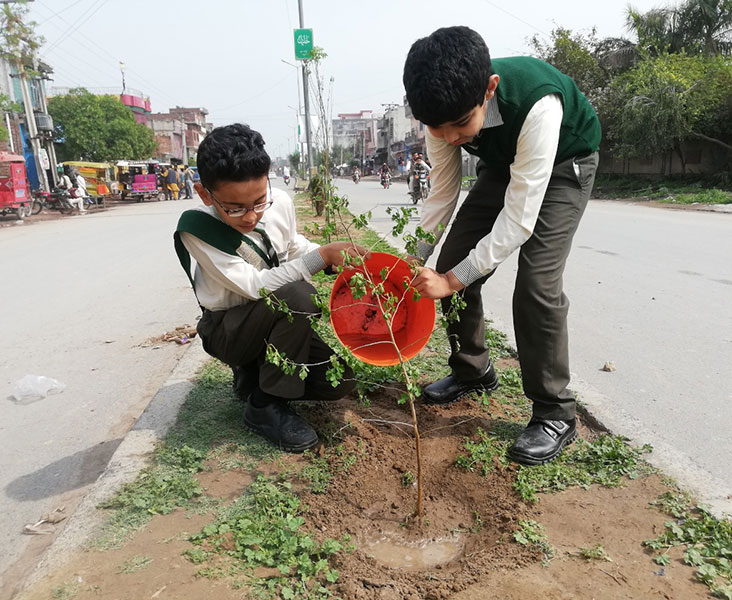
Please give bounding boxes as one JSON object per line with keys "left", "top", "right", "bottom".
{"left": 422, "top": 377, "right": 499, "bottom": 405}
{"left": 507, "top": 430, "right": 578, "bottom": 466}
{"left": 243, "top": 417, "right": 319, "bottom": 453}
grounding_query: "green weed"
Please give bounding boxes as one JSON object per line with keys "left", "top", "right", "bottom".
{"left": 51, "top": 584, "right": 80, "bottom": 600}
{"left": 401, "top": 471, "right": 416, "bottom": 487}
{"left": 513, "top": 520, "right": 554, "bottom": 565}
{"left": 455, "top": 426, "right": 513, "bottom": 475}
{"left": 578, "top": 544, "right": 612, "bottom": 562}
{"left": 645, "top": 491, "right": 732, "bottom": 598}
{"left": 485, "top": 325, "right": 512, "bottom": 359}
{"left": 663, "top": 189, "right": 732, "bottom": 205}
{"left": 189, "top": 476, "right": 347, "bottom": 599}
{"left": 514, "top": 435, "right": 654, "bottom": 503}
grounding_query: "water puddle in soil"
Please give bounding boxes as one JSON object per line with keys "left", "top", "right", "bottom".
{"left": 362, "top": 532, "right": 465, "bottom": 571}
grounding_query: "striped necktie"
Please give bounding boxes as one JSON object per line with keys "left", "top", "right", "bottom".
{"left": 254, "top": 227, "right": 279, "bottom": 268}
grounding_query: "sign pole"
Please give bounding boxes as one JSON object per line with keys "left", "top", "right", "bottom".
{"left": 296, "top": 0, "right": 314, "bottom": 173}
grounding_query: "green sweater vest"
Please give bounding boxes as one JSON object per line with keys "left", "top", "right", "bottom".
{"left": 463, "top": 56, "right": 601, "bottom": 179}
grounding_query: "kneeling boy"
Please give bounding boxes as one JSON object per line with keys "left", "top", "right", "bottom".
{"left": 174, "top": 123, "right": 365, "bottom": 452}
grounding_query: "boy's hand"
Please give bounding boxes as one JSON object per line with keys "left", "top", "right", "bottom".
{"left": 319, "top": 242, "right": 370, "bottom": 267}
{"left": 413, "top": 267, "right": 465, "bottom": 299}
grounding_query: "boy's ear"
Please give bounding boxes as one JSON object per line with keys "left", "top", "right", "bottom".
{"left": 485, "top": 74, "right": 500, "bottom": 100}
{"left": 195, "top": 182, "right": 212, "bottom": 206}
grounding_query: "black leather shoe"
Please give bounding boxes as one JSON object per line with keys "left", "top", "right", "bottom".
{"left": 422, "top": 364, "right": 499, "bottom": 405}
{"left": 244, "top": 399, "right": 319, "bottom": 453}
{"left": 507, "top": 418, "right": 577, "bottom": 466}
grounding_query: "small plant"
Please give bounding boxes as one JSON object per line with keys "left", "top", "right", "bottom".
{"left": 455, "top": 427, "right": 511, "bottom": 475}
{"left": 513, "top": 435, "right": 654, "bottom": 503}
{"left": 401, "top": 471, "right": 416, "bottom": 487}
{"left": 578, "top": 544, "right": 612, "bottom": 562}
{"left": 118, "top": 554, "right": 152, "bottom": 573}
{"left": 189, "top": 476, "right": 347, "bottom": 599}
{"left": 644, "top": 491, "right": 732, "bottom": 598}
{"left": 513, "top": 520, "right": 554, "bottom": 564}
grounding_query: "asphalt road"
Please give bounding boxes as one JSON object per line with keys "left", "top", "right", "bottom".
{"left": 0, "top": 199, "right": 201, "bottom": 590}
{"left": 337, "top": 176, "right": 732, "bottom": 514}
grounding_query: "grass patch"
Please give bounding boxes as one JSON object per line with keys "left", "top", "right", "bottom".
{"left": 455, "top": 426, "right": 654, "bottom": 504}
{"left": 514, "top": 435, "right": 654, "bottom": 503}
{"left": 645, "top": 490, "right": 732, "bottom": 599}
{"left": 513, "top": 520, "right": 554, "bottom": 565}
{"left": 592, "top": 174, "right": 732, "bottom": 200}
{"left": 117, "top": 554, "right": 152, "bottom": 574}
{"left": 188, "top": 476, "right": 349, "bottom": 599}
{"left": 661, "top": 188, "right": 732, "bottom": 205}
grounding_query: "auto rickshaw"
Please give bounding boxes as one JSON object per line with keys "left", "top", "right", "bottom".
{"left": 61, "top": 160, "right": 117, "bottom": 207}
{"left": 0, "top": 151, "right": 32, "bottom": 219}
{"left": 116, "top": 160, "right": 165, "bottom": 202}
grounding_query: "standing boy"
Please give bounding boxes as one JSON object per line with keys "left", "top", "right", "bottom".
{"left": 404, "top": 26, "right": 601, "bottom": 465}
{"left": 174, "top": 124, "right": 365, "bottom": 452}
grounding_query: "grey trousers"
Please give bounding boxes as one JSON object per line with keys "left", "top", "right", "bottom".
{"left": 436, "top": 152, "right": 599, "bottom": 420}
{"left": 197, "top": 281, "right": 355, "bottom": 401}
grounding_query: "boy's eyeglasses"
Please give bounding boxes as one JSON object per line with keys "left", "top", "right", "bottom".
{"left": 206, "top": 180, "right": 273, "bottom": 217}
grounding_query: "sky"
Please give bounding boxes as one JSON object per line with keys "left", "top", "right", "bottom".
{"left": 27, "top": 0, "right": 664, "bottom": 160}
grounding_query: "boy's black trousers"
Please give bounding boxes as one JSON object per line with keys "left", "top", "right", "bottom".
{"left": 196, "top": 281, "right": 355, "bottom": 401}
{"left": 436, "top": 152, "right": 599, "bottom": 421}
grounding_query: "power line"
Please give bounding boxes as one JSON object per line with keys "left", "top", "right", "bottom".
{"left": 479, "top": 0, "right": 550, "bottom": 37}
{"left": 36, "top": 0, "right": 89, "bottom": 26}
{"left": 36, "top": 0, "right": 179, "bottom": 105}
{"left": 43, "top": 0, "right": 109, "bottom": 54}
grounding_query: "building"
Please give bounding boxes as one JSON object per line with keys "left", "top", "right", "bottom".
{"left": 168, "top": 107, "right": 209, "bottom": 163}
{"left": 332, "top": 110, "right": 378, "bottom": 172}
{"left": 376, "top": 104, "right": 411, "bottom": 170}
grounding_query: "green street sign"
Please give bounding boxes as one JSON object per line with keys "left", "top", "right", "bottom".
{"left": 294, "top": 28, "right": 313, "bottom": 60}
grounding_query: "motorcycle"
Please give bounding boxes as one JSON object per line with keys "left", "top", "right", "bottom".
{"left": 411, "top": 170, "right": 429, "bottom": 204}
{"left": 380, "top": 172, "right": 391, "bottom": 189}
{"left": 31, "top": 188, "right": 75, "bottom": 214}
{"left": 352, "top": 171, "right": 360, "bottom": 184}
{"left": 283, "top": 174, "right": 290, "bottom": 186}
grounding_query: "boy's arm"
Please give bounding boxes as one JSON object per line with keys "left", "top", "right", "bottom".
{"left": 416, "top": 129, "right": 463, "bottom": 261}
{"left": 448, "top": 94, "right": 563, "bottom": 287}
{"left": 180, "top": 231, "right": 324, "bottom": 302}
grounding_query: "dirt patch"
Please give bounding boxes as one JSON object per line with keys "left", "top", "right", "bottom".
{"left": 20, "top": 384, "right": 710, "bottom": 600}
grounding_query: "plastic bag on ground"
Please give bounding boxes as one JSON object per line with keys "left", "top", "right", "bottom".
{"left": 10, "top": 375, "right": 66, "bottom": 405}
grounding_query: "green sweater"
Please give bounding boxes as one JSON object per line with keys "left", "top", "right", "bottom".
{"left": 464, "top": 56, "right": 601, "bottom": 179}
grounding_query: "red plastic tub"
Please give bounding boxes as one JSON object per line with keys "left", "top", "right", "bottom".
{"left": 329, "top": 252, "right": 436, "bottom": 366}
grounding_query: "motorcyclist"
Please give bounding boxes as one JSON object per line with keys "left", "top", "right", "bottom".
{"left": 283, "top": 165, "right": 290, "bottom": 185}
{"left": 410, "top": 153, "right": 431, "bottom": 197}
{"left": 352, "top": 166, "right": 361, "bottom": 183}
{"left": 379, "top": 163, "right": 391, "bottom": 187}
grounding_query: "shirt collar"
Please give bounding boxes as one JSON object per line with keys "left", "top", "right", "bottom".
{"left": 462, "top": 96, "right": 503, "bottom": 151}
{"left": 482, "top": 95, "right": 503, "bottom": 128}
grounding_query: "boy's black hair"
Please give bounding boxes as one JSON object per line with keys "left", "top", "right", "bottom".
{"left": 403, "top": 26, "right": 493, "bottom": 127}
{"left": 196, "top": 123, "right": 271, "bottom": 189}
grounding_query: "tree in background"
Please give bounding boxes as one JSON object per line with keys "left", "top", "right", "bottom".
{"left": 600, "top": 54, "right": 732, "bottom": 169}
{"left": 48, "top": 88, "right": 156, "bottom": 162}
{"left": 0, "top": 94, "right": 20, "bottom": 143}
{"left": 529, "top": 27, "right": 608, "bottom": 105}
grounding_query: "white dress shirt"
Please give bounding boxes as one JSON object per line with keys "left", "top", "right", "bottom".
{"left": 180, "top": 188, "right": 324, "bottom": 310}
{"left": 420, "top": 93, "right": 564, "bottom": 286}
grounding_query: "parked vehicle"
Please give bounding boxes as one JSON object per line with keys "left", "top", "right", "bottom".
{"left": 61, "top": 161, "right": 114, "bottom": 206}
{"left": 31, "top": 187, "right": 75, "bottom": 214}
{"left": 116, "top": 161, "right": 166, "bottom": 202}
{"left": 0, "top": 151, "right": 32, "bottom": 219}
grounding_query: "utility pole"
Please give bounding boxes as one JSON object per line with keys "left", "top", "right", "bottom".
{"left": 34, "top": 59, "right": 58, "bottom": 187}
{"left": 18, "top": 70, "right": 49, "bottom": 192}
{"left": 297, "top": 0, "right": 313, "bottom": 174}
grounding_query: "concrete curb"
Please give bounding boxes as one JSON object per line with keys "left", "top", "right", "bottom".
{"left": 18, "top": 338, "right": 210, "bottom": 598}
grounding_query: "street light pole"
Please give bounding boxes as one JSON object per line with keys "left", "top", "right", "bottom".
{"left": 297, "top": 0, "right": 313, "bottom": 173}
{"left": 281, "top": 60, "right": 303, "bottom": 172}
